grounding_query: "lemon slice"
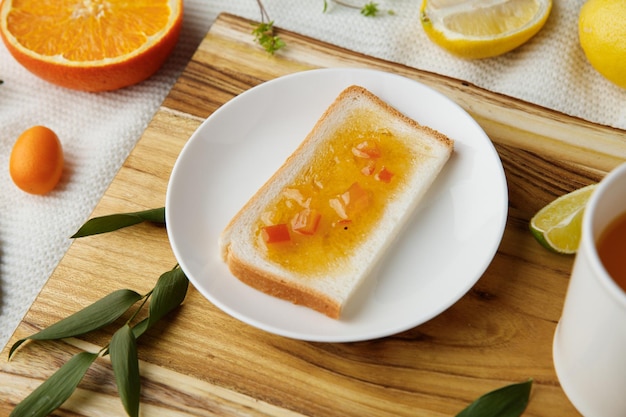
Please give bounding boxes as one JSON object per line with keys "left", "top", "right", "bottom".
{"left": 420, "top": 0, "right": 552, "bottom": 59}
{"left": 530, "top": 184, "right": 597, "bottom": 254}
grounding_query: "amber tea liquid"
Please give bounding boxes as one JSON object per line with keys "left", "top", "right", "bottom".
{"left": 597, "top": 211, "right": 626, "bottom": 293}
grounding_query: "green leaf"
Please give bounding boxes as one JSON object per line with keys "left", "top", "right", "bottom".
{"left": 456, "top": 379, "right": 533, "bottom": 417}
{"left": 131, "top": 317, "right": 150, "bottom": 340}
{"left": 10, "top": 351, "right": 98, "bottom": 417}
{"left": 128, "top": 268, "right": 188, "bottom": 340}
{"left": 361, "top": 2, "right": 380, "bottom": 16}
{"left": 71, "top": 207, "right": 165, "bottom": 238}
{"left": 10, "top": 289, "right": 143, "bottom": 359}
{"left": 251, "top": 20, "right": 285, "bottom": 54}
{"left": 148, "top": 267, "right": 189, "bottom": 328}
{"left": 110, "top": 325, "right": 140, "bottom": 417}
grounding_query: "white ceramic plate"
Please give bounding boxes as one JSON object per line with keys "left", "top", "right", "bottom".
{"left": 166, "top": 68, "right": 508, "bottom": 342}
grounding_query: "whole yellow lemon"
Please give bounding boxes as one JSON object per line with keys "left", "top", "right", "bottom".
{"left": 579, "top": 0, "right": 626, "bottom": 89}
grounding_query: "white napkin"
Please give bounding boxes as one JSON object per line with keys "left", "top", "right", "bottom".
{"left": 232, "top": 0, "right": 626, "bottom": 129}
{"left": 0, "top": 1, "right": 215, "bottom": 348}
{"left": 1, "top": 0, "right": 624, "bottom": 349}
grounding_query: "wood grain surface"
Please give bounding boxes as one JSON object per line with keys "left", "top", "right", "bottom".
{"left": 3, "top": 13, "right": 626, "bottom": 416}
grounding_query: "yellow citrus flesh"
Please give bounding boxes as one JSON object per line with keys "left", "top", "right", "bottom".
{"left": 0, "top": 0, "right": 182, "bottom": 91}
{"left": 530, "top": 184, "right": 597, "bottom": 254}
{"left": 579, "top": 0, "right": 626, "bottom": 89}
{"left": 420, "top": 0, "right": 552, "bottom": 59}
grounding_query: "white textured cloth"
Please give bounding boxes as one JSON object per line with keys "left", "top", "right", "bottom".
{"left": 1, "top": 0, "right": 625, "bottom": 349}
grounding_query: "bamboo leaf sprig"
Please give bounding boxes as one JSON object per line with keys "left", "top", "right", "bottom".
{"left": 9, "top": 207, "right": 188, "bottom": 417}
{"left": 71, "top": 206, "right": 165, "bottom": 237}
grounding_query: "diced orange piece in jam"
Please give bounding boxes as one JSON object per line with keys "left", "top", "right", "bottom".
{"left": 261, "top": 223, "right": 291, "bottom": 244}
{"left": 361, "top": 160, "right": 376, "bottom": 176}
{"left": 352, "top": 141, "right": 381, "bottom": 159}
{"left": 291, "top": 208, "right": 321, "bottom": 235}
{"left": 282, "top": 187, "right": 309, "bottom": 207}
{"left": 343, "top": 182, "right": 370, "bottom": 217}
{"left": 329, "top": 197, "right": 347, "bottom": 219}
{"left": 376, "top": 166, "right": 394, "bottom": 183}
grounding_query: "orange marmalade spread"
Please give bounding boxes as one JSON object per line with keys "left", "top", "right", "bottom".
{"left": 254, "top": 107, "right": 424, "bottom": 275}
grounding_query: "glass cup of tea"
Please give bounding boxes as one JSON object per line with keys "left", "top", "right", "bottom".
{"left": 553, "top": 162, "right": 626, "bottom": 417}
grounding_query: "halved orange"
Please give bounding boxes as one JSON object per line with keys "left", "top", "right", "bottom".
{"left": 0, "top": 0, "right": 182, "bottom": 92}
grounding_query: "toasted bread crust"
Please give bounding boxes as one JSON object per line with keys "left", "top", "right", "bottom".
{"left": 220, "top": 85, "right": 454, "bottom": 319}
{"left": 348, "top": 86, "right": 454, "bottom": 151}
{"left": 225, "top": 251, "right": 342, "bottom": 318}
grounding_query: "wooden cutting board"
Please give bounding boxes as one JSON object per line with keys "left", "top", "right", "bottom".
{"left": 3, "top": 13, "right": 626, "bottom": 416}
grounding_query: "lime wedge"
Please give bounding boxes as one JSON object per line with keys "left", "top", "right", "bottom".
{"left": 530, "top": 184, "right": 597, "bottom": 254}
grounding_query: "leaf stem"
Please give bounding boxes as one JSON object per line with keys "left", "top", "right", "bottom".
{"left": 126, "top": 293, "right": 152, "bottom": 326}
{"left": 330, "top": 0, "right": 362, "bottom": 9}
{"left": 256, "top": 0, "right": 271, "bottom": 23}
{"left": 325, "top": 0, "right": 394, "bottom": 16}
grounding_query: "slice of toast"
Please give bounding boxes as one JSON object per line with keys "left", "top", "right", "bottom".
{"left": 219, "top": 85, "right": 454, "bottom": 319}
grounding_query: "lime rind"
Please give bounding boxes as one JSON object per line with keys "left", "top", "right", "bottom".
{"left": 530, "top": 225, "right": 552, "bottom": 252}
